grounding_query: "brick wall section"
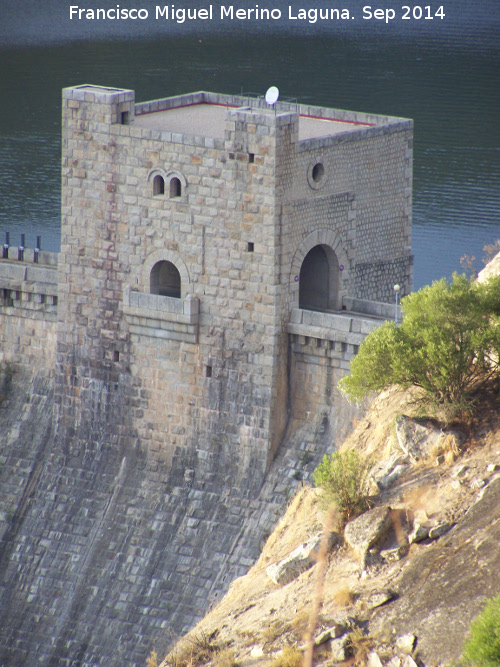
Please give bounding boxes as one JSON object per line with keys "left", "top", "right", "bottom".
{"left": 282, "top": 118, "right": 413, "bottom": 313}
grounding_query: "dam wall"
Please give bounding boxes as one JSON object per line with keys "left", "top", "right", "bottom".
{"left": 0, "top": 307, "right": 377, "bottom": 665}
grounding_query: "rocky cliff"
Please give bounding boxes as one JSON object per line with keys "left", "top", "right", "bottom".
{"left": 161, "top": 383, "right": 500, "bottom": 666}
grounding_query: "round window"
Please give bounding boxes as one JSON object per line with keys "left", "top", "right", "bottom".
{"left": 312, "top": 163, "right": 324, "bottom": 182}
{"left": 307, "top": 161, "right": 327, "bottom": 189}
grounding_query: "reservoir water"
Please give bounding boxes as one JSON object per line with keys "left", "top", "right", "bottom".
{"left": 0, "top": 0, "right": 498, "bottom": 289}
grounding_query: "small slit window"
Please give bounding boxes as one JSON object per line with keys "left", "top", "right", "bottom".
{"left": 153, "top": 175, "right": 165, "bottom": 196}
{"left": 170, "top": 177, "right": 181, "bottom": 198}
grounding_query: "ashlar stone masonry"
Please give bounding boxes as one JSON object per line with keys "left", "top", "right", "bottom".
{"left": 57, "top": 85, "right": 411, "bottom": 479}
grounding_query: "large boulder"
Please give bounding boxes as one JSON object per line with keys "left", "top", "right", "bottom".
{"left": 266, "top": 531, "right": 339, "bottom": 585}
{"left": 371, "top": 452, "right": 411, "bottom": 490}
{"left": 344, "top": 505, "right": 394, "bottom": 563}
{"left": 394, "top": 415, "right": 442, "bottom": 462}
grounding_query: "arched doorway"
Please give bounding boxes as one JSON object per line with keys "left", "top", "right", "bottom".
{"left": 150, "top": 261, "right": 181, "bottom": 298}
{"left": 299, "top": 244, "right": 339, "bottom": 311}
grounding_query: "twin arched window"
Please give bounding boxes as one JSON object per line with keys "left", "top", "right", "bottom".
{"left": 152, "top": 174, "right": 182, "bottom": 199}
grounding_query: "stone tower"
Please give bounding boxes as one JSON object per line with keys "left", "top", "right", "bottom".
{"left": 59, "top": 84, "right": 412, "bottom": 490}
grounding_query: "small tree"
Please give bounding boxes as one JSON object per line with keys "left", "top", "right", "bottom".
{"left": 339, "top": 274, "right": 500, "bottom": 412}
{"left": 461, "top": 594, "right": 500, "bottom": 666}
{"left": 312, "top": 450, "right": 371, "bottom": 523}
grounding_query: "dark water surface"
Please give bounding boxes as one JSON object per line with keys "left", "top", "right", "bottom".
{"left": 0, "top": 1, "right": 498, "bottom": 289}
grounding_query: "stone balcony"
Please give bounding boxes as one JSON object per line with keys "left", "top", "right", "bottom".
{"left": 122, "top": 288, "right": 200, "bottom": 344}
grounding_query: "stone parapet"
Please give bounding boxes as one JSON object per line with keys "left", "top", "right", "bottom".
{"left": 134, "top": 91, "right": 412, "bottom": 130}
{"left": 2, "top": 247, "right": 58, "bottom": 266}
{"left": 123, "top": 289, "right": 199, "bottom": 343}
{"left": 63, "top": 83, "right": 135, "bottom": 105}
{"left": 115, "top": 120, "right": 226, "bottom": 150}
{"left": 342, "top": 296, "right": 401, "bottom": 321}
{"left": 296, "top": 117, "right": 413, "bottom": 152}
{"left": 288, "top": 307, "right": 382, "bottom": 348}
{"left": 0, "top": 258, "right": 58, "bottom": 367}
{"left": 0, "top": 260, "right": 58, "bottom": 304}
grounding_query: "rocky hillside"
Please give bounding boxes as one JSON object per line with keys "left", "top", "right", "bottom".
{"left": 160, "top": 381, "right": 500, "bottom": 667}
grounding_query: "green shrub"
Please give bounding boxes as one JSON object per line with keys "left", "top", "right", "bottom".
{"left": 461, "top": 594, "right": 500, "bottom": 666}
{"left": 339, "top": 274, "right": 500, "bottom": 414}
{"left": 312, "top": 450, "right": 371, "bottom": 523}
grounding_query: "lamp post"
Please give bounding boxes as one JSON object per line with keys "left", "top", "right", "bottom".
{"left": 394, "top": 284, "right": 400, "bottom": 324}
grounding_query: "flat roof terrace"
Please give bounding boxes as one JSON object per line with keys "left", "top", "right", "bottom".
{"left": 133, "top": 103, "right": 372, "bottom": 141}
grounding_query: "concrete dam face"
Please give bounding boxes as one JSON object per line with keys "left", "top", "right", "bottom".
{"left": 0, "top": 86, "right": 412, "bottom": 665}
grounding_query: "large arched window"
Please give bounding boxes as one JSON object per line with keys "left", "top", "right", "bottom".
{"left": 150, "top": 260, "right": 181, "bottom": 298}
{"left": 299, "top": 244, "right": 339, "bottom": 312}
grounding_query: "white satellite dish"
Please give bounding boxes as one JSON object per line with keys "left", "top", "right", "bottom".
{"left": 265, "top": 86, "right": 279, "bottom": 106}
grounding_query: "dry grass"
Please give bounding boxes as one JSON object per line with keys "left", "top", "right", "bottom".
{"left": 342, "top": 386, "right": 423, "bottom": 463}
{"left": 235, "top": 629, "right": 258, "bottom": 647}
{"left": 483, "top": 239, "right": 500, "bottom": 265}
{"left": 332, "top": 585, "right": 355, "bottom": 608}
{"left": 429, "top": 433, "right": 461, "bottom": 465}
{"left": 290, "top": 609, "right": 310, "bottom": 640}
{"left": 167, "top": 631, "right": 221, "bottom": 667}
{"left": 269, "top": 647, "right": 303, "bottom": 667}
{"left": 213, "top": 648, "right": 238, "bottom": 667}
{"left": 261, "top": 620, "right": 291, "bottom": 647}
{"left": 347, "top": 627, "right": 375, "bottom": 665}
